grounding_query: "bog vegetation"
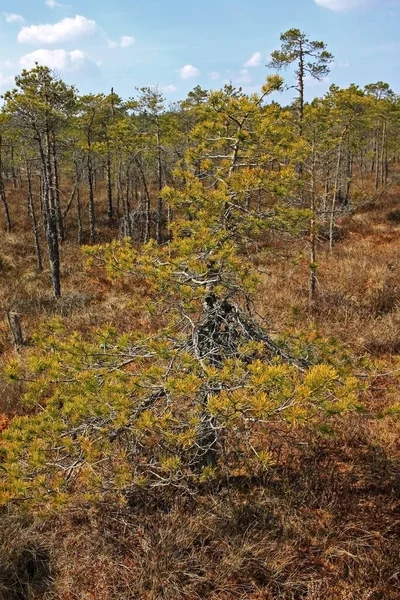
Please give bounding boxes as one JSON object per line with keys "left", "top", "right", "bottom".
{"left": 0, "top": 29, "right": 400, "bottom": 600}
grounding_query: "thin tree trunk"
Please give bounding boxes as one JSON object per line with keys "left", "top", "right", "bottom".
{"left": 379, "top": 120, "right": 387, "bottom": 188}
{"left": 309, "top": 137, "right": 317, "bottom": 304}
{"left": 26, "top": 161, "right": 43, "bottom": 272}
{"left": 87, "top": 151, "right": 96, "bottom": 243}
{"left": 134, "top": 156, "right": 152, "bottom": 243}
{"left": 124, "top": 164, "right": 132, "bottom": 238}
{"left": 51, "top": 135, "right": 64, "bottom": 242}
{"left": 298, "top": 42, "right": 304, "bottom": 136}
{"left": 322, "top": 166, "right": 330, "bottom": 218}
{"left": 345, "top": 150, "right": 353, "bottom": 207}
{"left": 0, "top": 178, "right": 11, "bottom": 232}
{"left": 106, "top": 145, "right": 113, "bottom": 221}
{"left": 374, "top": 126, "right": 380, "bottom": 191}
{"left": 0, "top": 135, "right": 11, "bottom": 232}
{"left": 156, "top": 125, "right": 163, "bottom": 244}
{"left": 10, "top": 145, "right": 18, "bottom": 189}
{"left": 5, "top": 309, "right": 24, "bottom": 347}
{"left": 74, "top": 159, "right": 83, "bottom": 245}
{"left": 329, "top": 138, "right": 343, "bottom": 252}
{"left": 38, "top": 125, "right": 61, "bottom": 298}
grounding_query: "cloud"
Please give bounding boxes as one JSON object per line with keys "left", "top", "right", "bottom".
{"left": 244, "top": 51, "right": 262, "bottom": 68}
{"left": 18, "top": 15, "right": 97, "bottom": 45}
{"left": 179, "top": 64, "right": 199, "bottom": 79}
{"left": 314, "top": 0, "right": 372, "bottom": 11}
{"left": 4, "top": 13, "right": 25, "bottom": 24}
{"left": 45, "top": 0, "right": 68, "bottom": 8}
{"left": 19, "top": 48, "right": 92, "bottom": 72}
{"left": 107, "top": 35, "right": 135, "bottom": 49}
{"left": 120, "top": 35, "right": 134, "bottom": 48}
{"left": 210, "top": 71, "right": 220, "bottom": 80}
{"left": 162, "top": 84, "right": 177, "bottom": 93}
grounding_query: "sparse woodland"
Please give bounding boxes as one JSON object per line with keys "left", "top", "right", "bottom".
{"left": 0, "top": 29, "right": 400, "bottom": 600}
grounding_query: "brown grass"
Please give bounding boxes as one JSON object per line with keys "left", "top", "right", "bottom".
{"left": 1, "top": 181, "right": 400, "bottom": 599}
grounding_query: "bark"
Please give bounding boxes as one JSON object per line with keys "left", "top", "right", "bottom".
{"left": 156, "top": 122, "right": 163, "bottom": 244}
{"left": 374, "top": 126, "right": 381, "bottom": 191}
{"left": 134, "top": 155, "right": 152, "bottom": 242}
{"left": 5, "top": 309, "right": 24, "bottom": 347}
{"left": 0, "top": 135, "right": 11, "bottom": 232}
{"left": 26, "top": 161, "right": 43, "bottom": 272}
{"left": 124, "top": 164, "right": 132, "bottom": 238}
{"left": 106, "top": 146, "right": 113, "bottom": 221}
{"left": 297, "top": 40, "right": 305, "bottom": 136}
{"left": 10, "top": 145, "right": 18, "bottom": 189}
{"left": 72, "top": 159, "right": 83, "bottom": 245}
{"left": 87, "top": 151, "right": 96, "bottom": 243}
{"left": 51, "top": 135, "right": 64, "bottom": 242}
{"left": 38, "top": 125, "right": 61, "bottom": 298}
{"left": 345, "top": 149, "right": 353, "bottom": 207}
{"left": 379, "top": 120, "right": 387, "bottom": 189}
{"left": 309, "top": 138, "right": 317, "bottom": 304}
{"left": 329, "top": 133, "right": 345, "bottom": 252}
{"left": 0, "top": 178, "right": 11, "bottom": 232}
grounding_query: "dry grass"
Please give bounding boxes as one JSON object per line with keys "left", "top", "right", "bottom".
{"left": 1, "top": 182, "right": 400, "bottom": 599}
{"left": 1, "top": 418, "right": 399, "bottom": 599}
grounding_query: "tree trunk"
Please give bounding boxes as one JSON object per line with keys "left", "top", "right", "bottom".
{"left": 87, "top": 150, "right": 96, "bottom": 244}
{"left": 52, "top": 135, "right": 64, "bottom": 242}
{"left": 75, "top": 159, "right": 83, "bottom": 245}
{"left": 106, "top": 144, "right": 113, "bottom": 221}
{"left": 5, "top": 309, "right": 24, "bottom": 347}
{"left": 379, "top": 120, "right": 387, "bottom": 189}
{"left": 156, "top": 124, "right": 163, "bottom": 244}
{"left": 38, "top": 127, "right": 61, "bottom": 298}
{"left": 374, "top": 125, "right": 380, "bottom": 191}
{"left": 124, "top": 164, "right": 132, "bottom": 238}
{"left": 26, "top": 161, "right": 43, "bottom": 272}
{"left": 309, "top": 138, "right": 317, "bottom": 304}
{"left": 0, "top": 135, "right": 11, "bottom": 232}
{"left": 134, "top": 156, "right": 152, "bottom": 243}
{"left": 329, "top": 136, "right": 344, "bottom": 251}
{"left": 298, "top": 42, "right": 305, "bottom": 136}
{"left": 10, "top": 145, "right": 18, "bottom": 189}
{"left": 0, "top": 178, "right": 11, "bottom": 232}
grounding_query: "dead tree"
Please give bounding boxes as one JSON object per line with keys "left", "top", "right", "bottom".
{"left": 188, "top": 290, "right": 308, "bottom": 469}
{"left": 5, "top": 309, "right": 24, "bottom": 347}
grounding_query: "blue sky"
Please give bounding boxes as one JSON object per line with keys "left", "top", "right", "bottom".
{"left": 0, "top": 0, "right": 399, "bottom": 103}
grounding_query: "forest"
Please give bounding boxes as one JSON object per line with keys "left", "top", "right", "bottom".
{"left": 0, "top": 28, "right": 400, "bottom": 600}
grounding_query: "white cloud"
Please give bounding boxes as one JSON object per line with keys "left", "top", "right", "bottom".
{"left": 162, "top": 84, "right": 177, "bottom": 93}
{"left": 107, "top": 35, "right": 135, "bottom": 49}
{"left": 45, "top": 0, "right": 67, "bottom": 8}
{"left": 120, "top": 35, "right": 134, "bottom": 48}
{"left": 179, "top": 64, "right": 199, "bottom": 79}
{"left": 314, "top": 0, "right": 371, "bottom": 11}
{"left": 19, "top": 48, "right": 89, "bottom": 71}
{"left": 210, "top": 71, "right": 220, "bottom": 80}
{"left": 244, "top": 51, "right": 262, "bottom": 68}
{"left": 4, "top": 13, "right": 25, "bottom": 24}
{"left": 18, "top": 15, "right": 97, "bottom": 45}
